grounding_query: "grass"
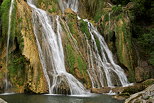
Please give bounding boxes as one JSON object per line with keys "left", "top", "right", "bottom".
{"left": 79, "top": 20, "right": 91, "bottom": 40}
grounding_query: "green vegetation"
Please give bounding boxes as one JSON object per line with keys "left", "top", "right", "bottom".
{"left": 111, "top": 0, "right": 130, "bottom": 5}
{"left": 93, "top": 0, "right": 104, "bottom": 22}
{"left": 65, "top": 43, "right": 87, "bottom": 76}
{"left": 48, "top": 8, "right": 57, "bottom": 13}
{"left": 0, "top": 0, "right": 16, "bottom": 41}
{"left": 131, "top": 0, "right": 153, "bottom": 22}
{"left": 138, "top": 29, "right": 154, "bottom": 52}
{"left": 79, "top": 20, "right": 91, "bottom": 40}
{"left": 149, "top": 52, "right": 154, "bottom": 65}
{"left": 0, "top": 0, "right": 11, "bottom": 37}
{"left": 94, "top": 36, "right": 101, "bottom": 55}
{"left": 112, "top": 5, "right": 123, "bottom": 16}
{"left": 18, "top": 35, "right": 24, "bottom": 51}
{"left": 130, "top": 0, "right": 154, "bottom": 66}
{"left": 37, "top": 0, "right": 58, "bottom": 13}
{"left": 68, "top": 22, "right": 76, "bottom": 35}
{"left": 137, "top": 29, "right": 154, "bottom": 66}
{"left": 9, "top": 52, "right": 28, "bottom": 86}
{"left": 65, "top": 44, "right": 76, "bottom": 74}
{"left": 77, "top": 56, "right": 87, "bottom": 75}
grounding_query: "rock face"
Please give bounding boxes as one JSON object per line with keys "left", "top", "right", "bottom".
{"left": 135, "top": 61, "right": 154, "bottom": 82}
{"left": 0, "top": 0, "right": 48, "bottom": 93}
{"left": 16, "top": 0, "right": 48, "bottom": 93}
{"left": 0, "top": 98, "right": 7, "bottom": 103}
{"left": 125, "top": 84, "right": 154, "bottom": 103}
{"left": 52, "top": 75, "right": 71, "bottom": 95}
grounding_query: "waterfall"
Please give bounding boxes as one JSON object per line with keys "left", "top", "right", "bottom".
{"left": 27, "top": 0, "right": 87, "bottom": 95}
{"left": 109, "top": 12, "right": 111, "bottom": 30}
{"left": 58, "top": 0, "right": 78, "bottom": 13}
{"left": 5, "top": 0, "right": 15, "bottom": 91}
{"left": 85, "top": 20, "right": 129, "bottom": 87}
{"left": 59, "top": 0, "right": 129, "bottom": 88}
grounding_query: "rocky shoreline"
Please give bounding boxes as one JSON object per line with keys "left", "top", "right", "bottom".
{"left": 125, "top": 84, "right": 154, "bottom": 103}
{"left": 90, "top": 79, "right": 154, "bottom": 102}
{"left": 0, "top": 98, "right": 7, "bottom": 103}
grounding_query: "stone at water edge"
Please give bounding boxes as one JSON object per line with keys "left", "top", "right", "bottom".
{"left": 0, "top": 98, "right": 7, "bottom": 103}
{"left": 91, "top": 87, "right": 111, "bottom": 93}
{"left": 125, "top": 84, "right": 154, "bottom": 103}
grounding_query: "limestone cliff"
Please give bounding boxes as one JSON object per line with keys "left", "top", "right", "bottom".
{"left": 0, "top": 0, "right": 47, "bottom": 93}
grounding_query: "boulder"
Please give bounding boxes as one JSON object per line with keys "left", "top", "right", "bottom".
{"left": 112, "top": 87, "right": 126, "bottom": 93}
{"left": 91, "top": 87, "right": 111, "bottom": 93}
{"left": 121, "top": 79, "right": 154, "bottom": 95}
{"left": 52, "top": 75, "right": 71, "bottom": 95}
{"left": 135, "top": 61, "right": 154, "bottom": 82}
{"left": 0, "top": 98, "right": 7, "bottom": 103}
{"left": 125, "top": 84, "right": 154, "bottom": 103}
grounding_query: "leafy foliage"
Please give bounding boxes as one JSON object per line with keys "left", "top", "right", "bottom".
{"left": 138, "top": 29, "right": 154, "bottom": 66}
{"left": 65, "top": 44, "right": 75, "bottom": 74}
{"left": 138, "top": 29, "right": 154, "bottom": 50}
{"left": 111, "top": 0, "right": 130, "bottom": 5}
{"left": 0, "top": 0, "right": 11, "bottom": 37}
{"left": 9, "top": 52, "right": 28, "bottom": 86}
{"left": 0, "top": 0, "right": 16, "bottom": 40}
{"left": 93, "top": 0, "right": 104, "bottom": 22}
{"left": 112, "top": 5, "right": 123, "bottom": 16}
{"left": 130, "top": 0, "right": 154, "bottom": 66}
{"left": 79, "top": 20, "right": 91, "bottom": 40}
{"left": 149, "top": 52, "right": 154, "bottom": 65}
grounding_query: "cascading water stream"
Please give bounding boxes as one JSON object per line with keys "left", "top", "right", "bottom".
{"left": 85, "top": 20, "right": 129, "bottom": 87}
{"left": 59, "top": 0, "right": 129, "bottom": 88}
{"left": 27, "top": 0, "right": 87, "bottom": 95}
{"left": 5, "top": 0, "right": 15, "bottom": 91}
{"left": 58, "top": 0, "right": 78, "bottom": 12}
{"left": 109, "top": 12, "right": 111, "bottom": 30}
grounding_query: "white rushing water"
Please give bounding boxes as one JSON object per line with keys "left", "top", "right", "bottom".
{"left": 27, "top": 0, "right": 87, "bottom": 95}
{"left": 85, "top": 20, "right": 129, "bottom": 87}
{"left": 109, "top": 12, "right": 111, "bottom": 30}
{"left": 58, "top": 0, "right": 78, "bottom": 13}
{"left": 5, "top": 0, "right": 15, "bottom": 91}
{"left": 59, "top": 0, "right": 129, "bottom": 88}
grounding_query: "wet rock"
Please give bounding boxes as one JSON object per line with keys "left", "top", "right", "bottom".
{"left": 122, "top": 79, "right": 154, "bottom": 95}
{"left": 114, "top": 95, "right": 128, "bottom": 101}
{"left": 64, "top": 8, "right": 76, "bottom": 15}
{"left": 53, "top": 75, "right": 71, "bottom": 95}
{"left": 125, "top": 84, "right": 154, "bottom": 103}
{"left": 74, "top": 68, "right": 84, "bottom": 80}
{"left": 122, "top": 84, "right": 146, "bottom": 95}
{"left": 112, "top": 87, "right": 126, "bottom": 94}
{"left": 91, "top": 87, "right": 111, "bottom": 93}
{"left": 0, "top": 98, "right": 7, "bottom": 103}
{"left": 135, "top": 64, "right": 154, "bottom": 83}
{"left": 135, "top": 67, "right": 146, "bottom": 82}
